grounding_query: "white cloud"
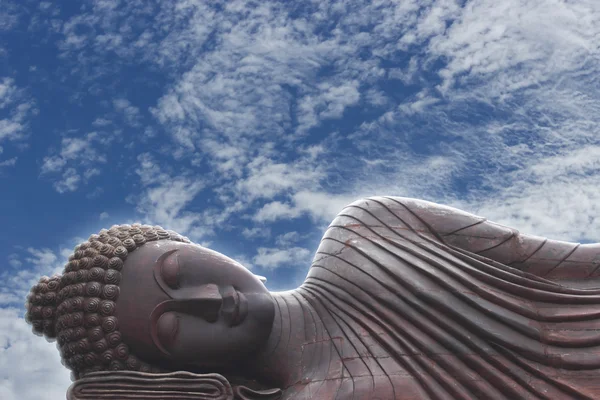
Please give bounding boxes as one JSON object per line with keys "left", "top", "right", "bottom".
{"left": 60, "top": 134, "right": 108, "bottom": 163}
{"left": 60, "top": 137, "right": 88, "bottom": 159}
{"left": 39, "top": 155, "right": 66, "bottom": 174}
{"left": 241, "top": 227, "right": 271, "bottom": 239}
{"left": 113, "top": 98, "right": 141, "bottom": 127}
{"left": 25, "top": 247, "right": 58, "bottom": 269}
{"left": 139, "top": 179, "right": 205, "bottom": 233}
{"left": 38, "top": 2, "right": 53, "bottom": 12}
{"left": 1, "top": 247, "right": 65, "bottom": 308}
{"left": 92, "top": 117, "right": 111, "bottom": 127}
{"left": 230, "top": 254, "right": 255, "bottom": 271}
{"left": 275, "top": 231, "right": 301, "bottom": 246}
{"left": 0, "top": 78, "right": 35, "bottom": 144}
{"left": 459, "top": 146, "right": 600, "bottom": 241}
{"left": 254, "top": 191, "right": 359, "bottom": 223}
{"left": 41, "top": 132, "right": 110, "bottom": 192}
{"left": 7, "top": 254, "right": 21, "bottom": 268}
{"left": 53, "top": 168, "right": 80, "bottom": 193}
{"left": 0, "top": 308, "right": 72, "bottom": 400}
{"left": 0, "top": 157, "right": 16, "bottom": 167}
{"left": 0, "top": 78, "right": 17, "bottom": 108}
{"left": 236, "top": 156, "right": 324, "bottom": 201}
{"left": 427, "top": 0, "right": 600, "bottom": 95}
{"left": 86, "top": 187, "right": 104, "bottom": 199}
{"left": 398, "top": 90, "right": 440, "bottom": 115}
{"left": 297, "top": 80, "right": 361, "bottom": 133}
{"left": 99, "top": 211, "right": 109, "bottom": 220}
{"left": 49, "top": 0, "right": 600, "bottom": 241}
{"left": 133, "top": 153, "right": 206, "bottom": 236}
{"left": 83, "top": 168, "right": 100, "bottom": 180}
{"left": 200, "top": 139, "right": 246, "bottom": 176}
{"left": 0, "top": 1, "right": 19, "bottom": 32}
{"left": 292, "top": 191, "right": 360, "bottom": 222}
{"left": 253, "top": 246, "right": 311, "bottom": 270}
{"left": 254, "top": 201, "right": 301, "bottom": 223}
{"left": 134, "top": 152, "right": 171, "bottom": 186}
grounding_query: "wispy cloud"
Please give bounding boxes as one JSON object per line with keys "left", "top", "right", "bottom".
{"left": 0, "top": 78, "right": 35, "bottom": 144}
{"left": 461, "top": 146, "right": 600, "bottom": 241}
{"left": 0, "top": 156, "right": 16, "bottom": 167}
{"left": 40, "top": 132, "right": 112, "bottom": 193}
{"left": 275, "top": 231, "right": 301, "bottom": 246}
{"left": 235, "top": 156, "right": 324, "bottom": 201}
{"left": 241, "top": 226, "right": 271, "bottom": 240}
{"left": 92, "top": 117, "right": 111, "bottom": 127}
{"left": 52, "top": 168, "right": 80, "bottom": 193}
{"left": 1, "top": 247, "right": 65, "bottom": 308}
{"left": 296, "top": 80, "right": 361, "bottom": 133}
{"left": 28, "top": 0, "right": 599, "bottom": 244}
{"left": 253, "top": 246, "right": 311, "bottom": 270}
{"left": 131, "top": 153, "right": 206, "bottom": 237}
{"left": 0, "top": 307, "right": 72, "bottom": 399}
{"left": 7, "top": 254, "right": 21, "bottom": 268}
{"left": 113, "top": 98, "right": 141, "bottom": 127}
{"left": 0, "top": 0, "right": 20, "bottom": 32}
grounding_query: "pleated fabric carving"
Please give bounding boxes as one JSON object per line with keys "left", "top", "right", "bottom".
{"left": 300, "top": 196, "right": 600, "bottom": 400}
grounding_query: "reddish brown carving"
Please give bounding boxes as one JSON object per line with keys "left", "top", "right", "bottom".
{"left": 26, "top": 197, "right": 600, "bottom": 399}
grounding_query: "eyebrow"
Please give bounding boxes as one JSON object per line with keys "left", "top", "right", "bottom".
{"left": 153, "top": 249, "right": 179, "bottom": 298}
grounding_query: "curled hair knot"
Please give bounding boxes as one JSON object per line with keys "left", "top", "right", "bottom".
{"left": 132, "top": 234, "right": 146, "bottom": 246}
{"left": 26, "top": 274, "right": 63, "bottom": 339}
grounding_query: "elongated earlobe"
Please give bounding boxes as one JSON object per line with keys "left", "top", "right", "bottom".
{"left": 234, "top": 385, "right": 282, "bottom": 400}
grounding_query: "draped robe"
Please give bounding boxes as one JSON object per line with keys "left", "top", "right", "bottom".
{"left": 300, "top": 196, "right": 600, "bottom": 399}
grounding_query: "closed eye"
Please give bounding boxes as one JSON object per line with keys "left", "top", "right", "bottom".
{"left": 156, "top": 312, "right": 179, "bottom": 350}
{"left": 161, "top": 251, "right": 180, "bottom": 289}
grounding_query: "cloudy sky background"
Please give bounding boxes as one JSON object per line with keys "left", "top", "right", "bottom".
{"left": 1, "top": 0, "right": 600, "bottom": 398}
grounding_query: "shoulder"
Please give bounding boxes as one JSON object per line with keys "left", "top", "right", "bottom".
{"left": 329, "top": 196, "right": 485, "bottom": 240}
{"left": 323, "top": 196, "right": 519, "bottom": 264}
{"left": 330, "top": 197, "right": 590, "bottom": 280}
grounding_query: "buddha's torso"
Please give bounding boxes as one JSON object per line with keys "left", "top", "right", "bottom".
{"left": 266, "top": 291, "right": 429, "bottom": 400}
{"left": 284, "top": 196, "right": 600, "bottom": 400}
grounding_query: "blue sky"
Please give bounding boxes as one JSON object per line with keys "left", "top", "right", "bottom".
{"left": 2, "top": 0, "right": 600, "bottom": 398}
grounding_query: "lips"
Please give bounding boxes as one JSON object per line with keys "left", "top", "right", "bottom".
{"left": 221, "top": 289, "right": 248, "bottom": 326}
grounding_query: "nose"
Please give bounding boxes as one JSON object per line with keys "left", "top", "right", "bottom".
{"left": 176, "top": 283, "right": 223, "bottom": 322}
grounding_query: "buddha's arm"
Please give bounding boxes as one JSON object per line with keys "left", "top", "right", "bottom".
{"left": 391, "top": 196, "right": 600, "bottom": 282}
{"left": 345, "top": 197, "right": 600, "bottom": 283}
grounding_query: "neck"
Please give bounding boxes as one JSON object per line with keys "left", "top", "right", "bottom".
{"left": 250, "top": 290, "right": 332, "bottom": 388}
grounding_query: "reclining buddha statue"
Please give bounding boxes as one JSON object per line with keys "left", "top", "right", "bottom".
{"left": 26, "top": 196, "right": 600, "bottom": 399}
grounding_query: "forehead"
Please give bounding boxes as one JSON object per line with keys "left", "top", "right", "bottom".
{"left": 126, "top": 240, "right": 242, "bottom": 267}
{"left": 121, "top": 240, "right": 255, "bottom": 284}
{"left": 124, "top": 240, "right": 197, "bottom": 266}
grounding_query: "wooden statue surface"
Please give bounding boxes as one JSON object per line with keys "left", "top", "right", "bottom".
{"left": 25, "top": 197, "right": 600, "bottom": 399}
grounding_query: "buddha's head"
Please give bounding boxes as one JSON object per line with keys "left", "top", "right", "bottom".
{"left": 25, "top": 224, "right": 275, "bottom": 380}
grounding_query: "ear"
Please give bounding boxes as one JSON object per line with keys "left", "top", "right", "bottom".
{"left": 234, "top": 385, "right": 282, "bottom": 400}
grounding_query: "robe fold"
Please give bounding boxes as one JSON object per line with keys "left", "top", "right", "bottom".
{"left": 302, "top": 196, "right": 600, "bottom": 399}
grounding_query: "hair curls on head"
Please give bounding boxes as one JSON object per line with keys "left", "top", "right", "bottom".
{"left": 25, "top": 224, "right": 190, "bottom": 379}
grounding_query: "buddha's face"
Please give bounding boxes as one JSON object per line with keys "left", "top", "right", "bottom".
{"left": 115, "top": 240, "right": 275, "bottom": 370}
